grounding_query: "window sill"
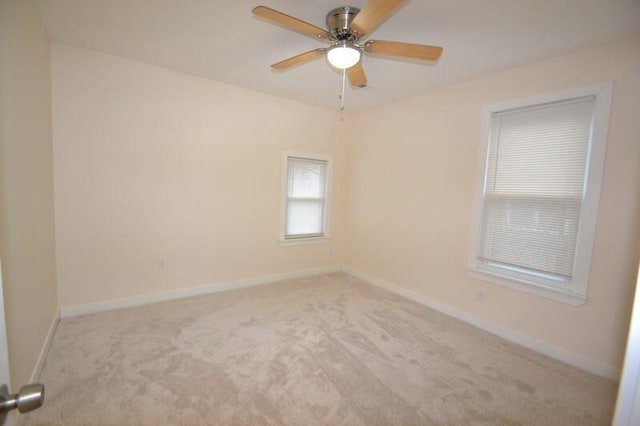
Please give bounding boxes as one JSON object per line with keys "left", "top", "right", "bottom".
{"left": 278, "top": 236, "right": 329, "bottom": 247}
{"left": 466, "top": 266, "right": 588, "bottom": 306}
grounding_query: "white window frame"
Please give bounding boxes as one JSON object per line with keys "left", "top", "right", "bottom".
{"left": 467, "top": 83, "right": 613, "bottom": 305}
{"left": 279, "top": 150, "right": 332, "bottom": 246}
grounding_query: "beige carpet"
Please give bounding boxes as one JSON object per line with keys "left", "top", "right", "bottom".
{"left": 24, "top": 272, "right": 616, "bottom": 425}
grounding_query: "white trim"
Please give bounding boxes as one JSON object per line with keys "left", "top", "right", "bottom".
{"left": 613, "top": 263, "right": 640, "bottom": 425}
{"left": 0, "top": 259, "right": 12, "bottom": 390}
{"left": 467, "top": 82, "right": 613, "bottom": 303}
{"left": 278, "top": 236, "right": 330, "bottom": 246}
{"left": 60, "top": 265, "right": 341, "bottom": 318}
{"left": 29, "top": 312, "right": 60, "bottom": 382}
{"left": 466, "top": 267, "right": 588, "bottom": 306}
{"left": 342, "top": 265, "right": 619, "bottom": 380}
{"left": 279, "top": 150, "right": 332, "bottom": 242}
{"left": 571, "top": 82, "right": 612, "bottom": 295}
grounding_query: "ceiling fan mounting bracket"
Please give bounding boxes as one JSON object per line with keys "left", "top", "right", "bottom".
{"left": 326, "top": 6, "right": 361, "bottom": 42}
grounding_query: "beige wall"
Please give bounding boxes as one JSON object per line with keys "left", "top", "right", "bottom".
{"left": 51, "top": 37, "right": 640, "bottom": 374}
{"left": 345, "top": 38, "right": 640, "bottom": 373}
{"left": 51, "top": 44, "right": 347, "bottom": 308}
{"left": 0, "top": 0, "right": 59, "bottom": 386}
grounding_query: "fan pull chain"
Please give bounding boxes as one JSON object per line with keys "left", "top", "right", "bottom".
{"left": 339, "top": 68, "right": 346, "bottom": 112}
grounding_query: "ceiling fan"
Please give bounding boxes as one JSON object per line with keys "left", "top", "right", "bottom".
{"left": 252, "top": 0, "right": 443, "bottom": 88}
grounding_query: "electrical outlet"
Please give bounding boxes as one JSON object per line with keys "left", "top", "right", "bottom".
{"left": 476, "top": 290, "right": 485, "bottom": 303}
{"left": 156, "top": 259, "right": 166, "bottom": 270}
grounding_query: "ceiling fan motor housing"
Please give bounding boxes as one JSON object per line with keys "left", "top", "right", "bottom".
{"left": 326, "top": 6, "right": 360, "bottom": 42}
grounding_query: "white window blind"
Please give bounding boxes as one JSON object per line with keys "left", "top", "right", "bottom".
{"left": 285, "top": 157, "right": 328, "bottom": 238}
{"left": 478, "top": 96, "right": 596, "bottom": 285}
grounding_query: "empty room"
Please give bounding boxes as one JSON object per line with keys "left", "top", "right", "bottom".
{"left": 1, "top": 0, "right": 640, "bottom": 424}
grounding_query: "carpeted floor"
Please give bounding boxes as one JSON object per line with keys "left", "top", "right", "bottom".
{"left": 23, "top": 272, "right": 616, "bottom": 425}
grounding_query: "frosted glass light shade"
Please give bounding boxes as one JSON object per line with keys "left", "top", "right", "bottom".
{"left": 327, "top": 44, "right": 361, "bottom": 69}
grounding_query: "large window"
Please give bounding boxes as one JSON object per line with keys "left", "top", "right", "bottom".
{"left": 280, "top": 151, "right": 331, "bottom": 243}
{"left": 468, "top": 84, "right": 612, "bottom": 305}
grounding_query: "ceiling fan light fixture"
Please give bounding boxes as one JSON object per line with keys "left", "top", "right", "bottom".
{"left": 327, "top": 42, "right": 361, "bottom": 69}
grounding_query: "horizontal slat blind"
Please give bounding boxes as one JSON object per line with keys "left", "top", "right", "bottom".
{"left": 478, "top": 96, "right": 595, "bottom": 280}
{"left": 286, "top": 157, "right": 328, "bottom": 237}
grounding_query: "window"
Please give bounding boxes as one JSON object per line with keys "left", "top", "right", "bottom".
{"left": 468, "top": 84, "right": 612, "bottom": 305}
{"left": 280, "top": 151, "right": 331, "bottom": 244}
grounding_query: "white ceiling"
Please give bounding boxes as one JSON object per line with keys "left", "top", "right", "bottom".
{"left": 35, "top": 0, "right": 640, "bottom": 113}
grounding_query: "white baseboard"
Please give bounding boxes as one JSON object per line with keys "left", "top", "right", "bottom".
{"left": 30, "top": 311, "right": 60, "bottom": 383}
{"left": 341, "top": 265, "right": 620, "bottom": 380}
{"left": 57, "top": 263, "right": 619, "bottom": 380}
{"left": 60, "top": 264, "right": 342, "bottom": 318}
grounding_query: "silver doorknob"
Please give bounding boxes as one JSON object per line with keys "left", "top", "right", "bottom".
{"left": 0, "top": 383, "right": 45, "bottom": 414}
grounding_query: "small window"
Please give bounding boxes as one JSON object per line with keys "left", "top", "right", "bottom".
{"left": 468, "top": 84, "right": 612, "bottom": 305}
{"left": 280, "top": 151, "right": 331, "bottom": 244}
